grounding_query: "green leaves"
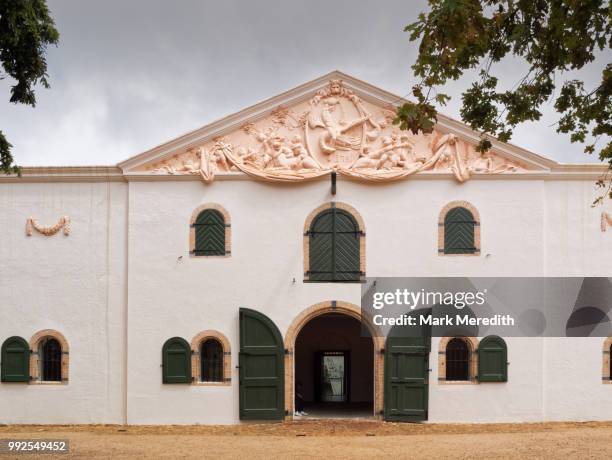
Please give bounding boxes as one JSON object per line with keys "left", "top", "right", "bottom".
{"left": 395, "top": 101, "right": 437, "bottom": 134}
{"left": 394, "top": 85, "right": 439, "bottom": 134}
{"left": 0, "top": 131, "right": 20, "bottom": 176}
{"left": 396, "top": 0, "right": 612, "bottom": 196}
{"left": 0, "top": 0, "right": 59, "bottom": 174}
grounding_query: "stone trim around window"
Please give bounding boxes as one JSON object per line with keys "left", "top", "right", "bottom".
{"left": 190, "top": 330, "right": 231, "bottom": 386}
{"left": 438, "top": 200, "right": 481, "bottom": 256}
{"left": 603, "top": 337, "right": 612, "bottom": 384}
{"left": 303, "top": 202, "right": 366, "bottom": 282}
{"left": 28, "top": 329, "right": 69, "bottom": 385}
{"left": 437, "top": 336, "right": 479, "bottom": 385}
{"left": 189, "top": 203, "right": 232, "bottom": 258}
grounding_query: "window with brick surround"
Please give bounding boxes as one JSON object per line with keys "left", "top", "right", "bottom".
{"left": 29, "top": 329, "right": 69, "bottom": 384}
{"left": 438, "top": 201, "right": 481, "bottom": 256}
{"left": 304, "top": 203, "right": 364, "bottom": 282}
{"left": 191, "top": 330, "right": 231, "bottom": 385}
{"left": 438, "top": 336, "right": 479, "bottom": 384}
{"left": 189, "top": 204, "right": 231, "bottom": 257}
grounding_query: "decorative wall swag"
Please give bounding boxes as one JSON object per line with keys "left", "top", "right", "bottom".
{"left": 26, "top": 216, "right": 71, "bottom": 236}
{"left": 143, "top": 79, "right": 523, "bottom": 184}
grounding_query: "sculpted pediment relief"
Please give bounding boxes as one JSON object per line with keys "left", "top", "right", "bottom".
{"left": 138, "top": 79, "right": 525, "bottom": 183}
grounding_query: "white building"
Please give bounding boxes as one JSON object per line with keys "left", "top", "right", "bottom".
{"left": 1, "top": 71, "right": 611, "bottom": 425}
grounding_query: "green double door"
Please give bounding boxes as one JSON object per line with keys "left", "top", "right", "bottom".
{"left": 384, "top": 325, "right": 431, "bottom": 422}
{"left": 238, "top": 307, "right": 430, "bottom": 422}
{"left": 239, "top": 308, "right": 285, "bottom": 420}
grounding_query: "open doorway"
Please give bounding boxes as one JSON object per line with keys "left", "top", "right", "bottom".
{"left": 294, "top": 313, "right": 374, "bottom": 418}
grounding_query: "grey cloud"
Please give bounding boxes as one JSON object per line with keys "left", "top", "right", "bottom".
{"left": 0, "top": 0, "right": 607, "bottom": 166}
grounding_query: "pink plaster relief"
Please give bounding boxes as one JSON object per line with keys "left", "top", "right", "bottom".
{"left": 141, "top": 79, "right": 524, "bottom": 184}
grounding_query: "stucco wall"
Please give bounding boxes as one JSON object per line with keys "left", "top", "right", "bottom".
{"left": 0, "top": 182, "right": 127, "bottom": 424}
{"left": 125, "top": 177, "right": 611, "bottom": 424}
{"left": 1, "top": 175, "right": 610, "bottom": 424}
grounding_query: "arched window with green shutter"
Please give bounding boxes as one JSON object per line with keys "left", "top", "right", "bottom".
{"left": 478, "top": 335, "right": 508, "bottom": 382}
{"left": 162, "top": 337, "right": 192, "bottom": 384}
{"left": 193, "top": 209, "right": 227, "bottom": 256}
{"left": 1, "top": 336, "right": 30, "bottom": 382}
{"left": 307, "top": 206, "right": 363, "bottom": 282}
{"left": 444, "top": 206, "right": 477, "bottom": 254}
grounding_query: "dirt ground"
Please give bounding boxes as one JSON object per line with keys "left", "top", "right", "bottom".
{"left": 1, "top": 420, "right": 612, "bottom": 459}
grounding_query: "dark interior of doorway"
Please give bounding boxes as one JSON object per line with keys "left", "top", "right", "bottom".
{"left": 294, "top": 313, "right": 373, "bottom": 419}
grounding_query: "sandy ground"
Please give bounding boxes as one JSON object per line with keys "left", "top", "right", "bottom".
{"left": 1, "top": 421, "right": 612, "bottom": 459}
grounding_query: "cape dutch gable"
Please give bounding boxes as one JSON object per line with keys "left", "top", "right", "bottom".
{"left": 119, "top": 71, "right": 577, "bottom": 185}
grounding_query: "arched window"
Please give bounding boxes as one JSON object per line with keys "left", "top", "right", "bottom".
{"left": 189, "top": 204, "right": 231, "bottom": 257}
{"left": 445, "top": 338, "right": 470, "bottom": 381}
{"left": 40, "top": 338, "right": 62, "bottom": 382}
{"left": 191, "top": 330, "right": 231, "bottom": 385}
{"left": 305, "top": 204, "right": 364, "bottom": 282}
{"left": 201, "top": 339, "right": 223, "bottom": 383}
{"left": 29, "top": 330, "right": 69, "bottom": 384}
{"left": 439, "top": 201, "right": 480, "bottom": 256}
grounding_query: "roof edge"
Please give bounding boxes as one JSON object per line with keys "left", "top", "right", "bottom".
{"left": 0, "top": 165, "right": 125, "bottom": 183}
{"left": 0, "top": 163, "right": 607, "bottom": 184}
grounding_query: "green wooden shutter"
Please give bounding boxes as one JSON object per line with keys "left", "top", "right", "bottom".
{"left": 333, "top": 210, "right": 361, "bottom": 281}
{"left": 309, "top": 209, "right": 334, "bottom": 281}
{"left": 194, "top": 209, "right": 226, "bottom": 256}
{"left": 308, "top": 207, "right": 361, "bottom": 282}
{"left": 478, "top": 335, "right": 508, "bottom": 382}
{"left": 1, "top": 336, "right": 30, "bottom": 382}
{"left": 444, "top": 207, "right": 476, "bottom": 254}
{"left": 162, "top": 337, "right": 192, "bottom": 383}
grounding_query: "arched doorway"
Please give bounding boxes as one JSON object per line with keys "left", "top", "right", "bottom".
{"left": 285, "top": 301, "right": 384, "bottom": 419}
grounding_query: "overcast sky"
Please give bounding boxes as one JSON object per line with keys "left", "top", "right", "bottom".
{"left": 0, "top": 0, "right": 608, "bottom": 166}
